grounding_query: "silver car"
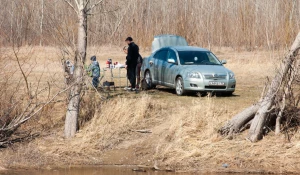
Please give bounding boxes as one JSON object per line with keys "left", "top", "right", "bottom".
{"left": 141, "top": 35, "right": 236, "bottom": 96}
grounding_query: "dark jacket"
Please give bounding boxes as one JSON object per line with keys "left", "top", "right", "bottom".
{"left": 126, "top": 42, "right": 139, "bottom": 68}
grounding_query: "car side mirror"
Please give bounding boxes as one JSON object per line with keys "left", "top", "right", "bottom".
{"left": 167, "top": 59, "right": 176, "bottom": 64}
{"left": 221, "top": 60, "right": 227, "bottom": 64}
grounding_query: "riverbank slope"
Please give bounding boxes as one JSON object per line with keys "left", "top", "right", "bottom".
{"left": 1, "top": 47, "right": 298, "bottom": 173}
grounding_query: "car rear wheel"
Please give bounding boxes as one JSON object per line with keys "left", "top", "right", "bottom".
{"left": 145, "top": 70, "right": 154, "bottom": 89}
{"left": 175, "top": 77, "right": 185, "bottom": 96}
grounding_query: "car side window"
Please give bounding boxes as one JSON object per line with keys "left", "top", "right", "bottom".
{"left": 158, "top": 50, "right": 168, "bottom": 61}
{"left": 153, "top": 51, "right": 161, "bottom": 59}
{"left": 153, "top": 50, "right": 168, "bottom": 61}
{"left": 167, "top": 50, "right": 177, "bottom": 63}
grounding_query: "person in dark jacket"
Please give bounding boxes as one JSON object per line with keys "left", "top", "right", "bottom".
{"left": 125, "top": 37, "right": 139, "bottom": 91}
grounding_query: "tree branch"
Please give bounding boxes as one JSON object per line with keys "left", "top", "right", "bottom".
{"left": 74, "top": 0, "right": 80, "bottom": 10}
{"left": 64, "top": 0, "right": 78, "bottom": 14}
{"left": 84, "top": 0, "right": 91, "bottom": 9}
{"left": 87, "top": 0, "right": 104, "bottom": 12}
{"left": 87, "top": 8, "right": 119, "bottom": 16}
{"left": 1, "top": 79, "right": 80, "bottom": 132}
{"left": 12, "top": 46, "right": 31, "bottom": 99}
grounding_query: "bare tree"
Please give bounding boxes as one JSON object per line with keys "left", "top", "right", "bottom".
{"left": 0, "top": 44, "right": 65, "bottom": 147}
{"left": 63, "top": 0, "right": 103, "bottom": 138}
{"left": 1, "top": 0, "right": 300, "bottom": 49}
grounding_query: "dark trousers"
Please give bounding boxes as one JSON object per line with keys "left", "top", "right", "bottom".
{"left": 136, "top": 63, "right": 142, "bottom": 88}
{"left": 127, "top": 66, "right": 136, "bottom": 88}
{"left": 92, "top": 76, "right": 99, "bottom": 88}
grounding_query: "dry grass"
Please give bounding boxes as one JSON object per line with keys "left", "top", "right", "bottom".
{"left": 2, "top": 46, "right": 300, "bottom": 173}
{"left": 1, "top": 143, "right": 49, "bottom": 169}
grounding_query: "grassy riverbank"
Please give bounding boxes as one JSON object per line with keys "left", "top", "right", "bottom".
{"left": 1, "top": 46, "right": 299, "bottom": 173}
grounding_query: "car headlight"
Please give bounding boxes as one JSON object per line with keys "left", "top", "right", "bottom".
{"left": 229, "top": 73, "right": 235, "bottom": 79}
{"left": 188, "top": 72, "right": 201, "bottom": 79}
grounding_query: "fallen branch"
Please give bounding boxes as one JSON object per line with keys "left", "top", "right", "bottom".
{"left": 219, "top": 32, "right": 300, "bottom": 142}
{"left": 130, "top": 129, "right": 152, "bottom": 133}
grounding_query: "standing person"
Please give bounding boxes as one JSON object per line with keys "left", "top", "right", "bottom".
{"left": 88, "top": 55, "right": 100, "bottom": 88}
{"left": 124, "top": 45, "right": 142, "bottom": 89}
{"left": 125, "top": 37, "right": 139, "bottom": 91}
{"left": 64, "top": 60, "right": 74, "bottom": 85}
{"left": 123, "top": 46, "right": 131, "bottom": 89}
{"left": 136, "top": 54, "right": 143, "bottom": 89}
{"left": 66, "top": 60, "right": 74, "bottom": 75}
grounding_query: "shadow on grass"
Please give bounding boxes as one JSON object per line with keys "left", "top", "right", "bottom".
{"left": 94, "top": 86, "right": 240, "bottom": 99}
{"left": 155, "top": 86, "right": 240, "bottom": 98}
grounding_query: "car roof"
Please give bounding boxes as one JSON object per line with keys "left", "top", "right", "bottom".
{"left": 161, "top": 46, "right": 210, "bottom": 52}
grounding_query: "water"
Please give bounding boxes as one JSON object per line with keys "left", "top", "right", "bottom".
{"left": 1, "top": 166, "right": 275, "bottom": 175}
{"left": 0, "top": 166, "right": 231, "bottom": 175}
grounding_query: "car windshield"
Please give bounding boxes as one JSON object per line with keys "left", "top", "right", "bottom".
{"left": 178, "top": 51, "right": 222, "bottom": 65}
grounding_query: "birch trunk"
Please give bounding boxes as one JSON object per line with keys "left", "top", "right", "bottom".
{"left": 64, "top": 0, "right": 87, "bottom": 138}
{"left": 39, "top": 0, "right": 44, "bottom": 46}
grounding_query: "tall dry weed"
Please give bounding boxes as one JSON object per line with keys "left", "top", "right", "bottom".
{"left": 77, "top": 94, "right": 161, "bottom": 151}
{"left": 152, "top": 97, "right": 227, "bottom": 167}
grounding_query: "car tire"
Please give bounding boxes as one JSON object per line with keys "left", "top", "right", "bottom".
{"left": 145, "top": 70, "right": 154, "bottom": 89}
{"left": 175, "top": 77, "right": 185, "bottom": 96}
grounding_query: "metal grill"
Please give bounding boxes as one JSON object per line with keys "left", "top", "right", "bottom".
{"left": 204, "top": 74, "right": 227, "bottom": 79}
{"left": 205, "top": 86, "right": 227, "bottom": 89}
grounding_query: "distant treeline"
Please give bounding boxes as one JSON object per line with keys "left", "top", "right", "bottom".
{"left": 0, "top": 0, "right": 299, "bottom": 50}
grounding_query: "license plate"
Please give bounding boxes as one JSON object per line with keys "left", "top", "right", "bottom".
{"left": 209, "top": 81, "right": 225, "bottom": 86}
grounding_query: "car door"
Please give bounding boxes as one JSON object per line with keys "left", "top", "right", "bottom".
{"left": 162, "top": 49, "right": 178, "bottom": 86}
{"left": 151, "top": 51, "right": 161, "bottom": 83}
{"left": 156, "top": 50, "right": 168, "bottom": 84}
{"left": 151, "top": 50, "right": 166, "bottom": 83}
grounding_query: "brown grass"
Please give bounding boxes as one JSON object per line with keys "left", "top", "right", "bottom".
{"left": 2, "top": 46, "right": 299, "bottom": 173}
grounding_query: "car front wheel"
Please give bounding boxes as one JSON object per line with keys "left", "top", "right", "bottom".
{"left": 175, "top": 77, "right": 185, "bottom": 96}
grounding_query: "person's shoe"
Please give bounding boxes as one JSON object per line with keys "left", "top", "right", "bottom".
{"left": 131, "top": 88, "right": 136, "bottom": 91}
{"left": 124, "top": 86, "right": 131, "bottom": 90}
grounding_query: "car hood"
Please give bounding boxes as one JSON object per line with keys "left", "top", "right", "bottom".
{"left": 180, "top": 65, "right": 233, "bottom": 74}
{"left": 152, "top": 35, "right": 188, "bottom": 53}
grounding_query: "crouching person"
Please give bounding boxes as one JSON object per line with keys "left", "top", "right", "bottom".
{"left": 88, "top": 56, "right": 100, "bottom": 88}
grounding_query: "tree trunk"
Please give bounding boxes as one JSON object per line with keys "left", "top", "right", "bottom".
{"left": 39, "top": 0, "right": 44, "bottom": 46}
{"left": 64, "top": 0, "right": 87, "bottom": 138}
{"left": 219, "top": 104, "right": 259, "bottom": 136}
{"left": 64, "top": 57, "right": 82, "bottom": 138}
{"left": 247, "top": 32, "right": 300, "bottom": 142}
